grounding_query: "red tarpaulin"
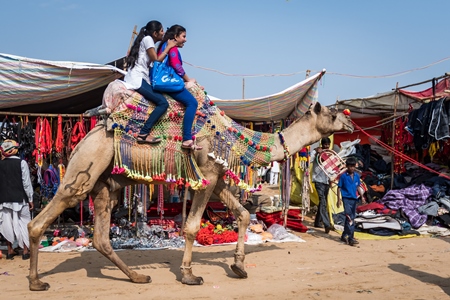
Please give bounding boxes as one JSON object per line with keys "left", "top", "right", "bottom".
{"left": 400, "top": 78, "right": 450, "bottom": 100}
{"left": 334, "top": 116, "right": 382, "bottom": 145}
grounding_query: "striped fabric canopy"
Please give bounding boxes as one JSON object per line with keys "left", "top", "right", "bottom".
{"left": 0, "top": 53, "right": 125, "bottom": 110}
{"left": 0, "top": 52, "right": 324, "bottom": 121}
{"left": 212, "top": 71, "right": 325, "bottom": 121}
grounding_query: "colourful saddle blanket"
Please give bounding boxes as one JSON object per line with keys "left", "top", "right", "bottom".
{"left": 105, "top": 80, "right": 275, "bottom": 191}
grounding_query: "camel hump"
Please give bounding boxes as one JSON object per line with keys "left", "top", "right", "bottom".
{"left": 102, "top": 80, "right": 143, "bottom": 114}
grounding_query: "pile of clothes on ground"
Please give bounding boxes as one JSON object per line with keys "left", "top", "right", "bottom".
{"left": 333, "top": 139, "right": 450, "bottom": 237}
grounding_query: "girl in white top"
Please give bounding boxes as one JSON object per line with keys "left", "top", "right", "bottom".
{"left": 124, "top": 20, "right": 176, "bottom": 144}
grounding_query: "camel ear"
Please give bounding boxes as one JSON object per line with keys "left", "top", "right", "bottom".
{"left": 313, "top": 102, "right": 322, "bottom": 114}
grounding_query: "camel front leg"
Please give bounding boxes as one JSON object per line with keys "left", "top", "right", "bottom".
{"left": 91, "top": 182, "right": 151, "bottom": 284}
{"left": 28, "top": 191, "right": 86, "bottom": 291}
{"left": 213, "top": 178, "right": 249, "bottom": 279}
{"left": 180, "top": 175, "right": 218, "bottom": 285}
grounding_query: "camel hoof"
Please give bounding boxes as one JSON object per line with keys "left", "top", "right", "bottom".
{"left": 29, "top": 281, "right": 50, "bottom": 291}
{"left": 231, "top": 264, "right": 248, "bottom": 278}
{"left": 131, "top": 273, "right": 152, "bottom": 284}
{"left": 181, "top": 275, "right": 204, "bottom": 285}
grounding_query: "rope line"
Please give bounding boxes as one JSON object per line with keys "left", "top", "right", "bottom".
{"left": 334, "top": 116, "right": 405, "bottom": 134}
{"left": 184, "top": 55, "right": 450, "bottom": 79}
{"left": 351, "top": 120, "right": 450, "bottom": 181}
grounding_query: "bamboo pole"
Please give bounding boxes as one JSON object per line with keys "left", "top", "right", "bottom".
{"left": 390, "top": 83, "right": 399, "bottom": 190}
{"left": 394, "top": 73, "right": 449, "bottom": 90}
{"left": 127, "top": 25, "right": 138, "bottom": 56}
{"left": 0, "top": 111, "right": 87, "bottom": 118}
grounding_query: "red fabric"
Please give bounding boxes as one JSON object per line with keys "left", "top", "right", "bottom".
{"left": 334, "top": 116, "right": 382, "bottom": 145}
{"left": 55, "top": 115, "right": 64, "bottom": 154}
{"left": 148, "top": 218, "right": 176, "bottom": 229}
{"left": 33, "top": 117, "right": 53, "bottom": 164}
{"left": 256, "top": 210, "right": 308, "bottom": 233}
{"left": 70, "top": 120, "right": 86, "bottom": 150}
{"left": 400, "top": 78, "right": 450, "bottom": 100}
{"left": 90, "top": 116, "right": 97, "bottom": 130}
{"left": 356, "top": 202, "right": 385, "bottom": 213}
{"left": 356, "top": 202, "right": 396, "bottom": 215}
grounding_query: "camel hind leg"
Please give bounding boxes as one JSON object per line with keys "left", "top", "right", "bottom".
{"left": 213, "top": 178, "right": 249, "bottom": 279}
{"left": 90, "top": 181, "right": 151, "bottom": 284}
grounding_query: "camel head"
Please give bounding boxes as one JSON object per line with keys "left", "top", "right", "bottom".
{"left": 308, "top": 102, "right": 354, "bottom": 135}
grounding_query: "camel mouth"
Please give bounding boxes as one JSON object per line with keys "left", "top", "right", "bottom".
{"left": 343, "top": 123, "right": 354, "bottom": 133}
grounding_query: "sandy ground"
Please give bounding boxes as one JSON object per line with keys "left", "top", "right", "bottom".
{"left": 2, "top": 221, "right": 450, "bottom": 299}
{"left": 1, "top": 185, "right": 450, "bottom": 299}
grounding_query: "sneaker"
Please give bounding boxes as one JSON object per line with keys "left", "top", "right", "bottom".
{"left": 349, "top": 238, "right": 359, "bottom": 246}
{"left": 340, "top": 236, "right": 349, "bottom": 244}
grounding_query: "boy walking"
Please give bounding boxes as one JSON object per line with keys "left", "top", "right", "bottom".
{"left": 337, "top": 157, "right": 366, "bottom": 246}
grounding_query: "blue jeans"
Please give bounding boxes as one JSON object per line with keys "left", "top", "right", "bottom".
{"left": 314, "top": 182, "right": 331, "bottom": 229}
{"left": 137, "top": 79, "right": 169, "bottom": 135}
{"left": 166, "top": 88, "right": 198, "bottom": 141}
{"left": 342, "top": 197, "right": 357, "bottom": 240}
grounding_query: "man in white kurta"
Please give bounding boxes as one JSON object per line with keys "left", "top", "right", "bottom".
{"left": 0, "top": 140, "right": 34, "bottom": 260}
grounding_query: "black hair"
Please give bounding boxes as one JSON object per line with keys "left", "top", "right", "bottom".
{"left": 346, "top": 157, "right": 357, "bottom": 166}
{"left": 126, "top": 20, "right": 163, "bottom": 70}
{"left": 157, "top": 24, "right": 186, "bottom": 53}
{"left": 321, "top": 137, "right": 331, "bottom": 146}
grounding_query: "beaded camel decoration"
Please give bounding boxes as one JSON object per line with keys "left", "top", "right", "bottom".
{"left": 106, "top": 80, "right": 275, "bottom": 191}
{"left": 27, "top": 80, "right": 354, "bottom": 291}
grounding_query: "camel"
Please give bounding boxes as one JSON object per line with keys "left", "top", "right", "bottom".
{"left": 27, "top": 82, "right": 354, "bottom": 291}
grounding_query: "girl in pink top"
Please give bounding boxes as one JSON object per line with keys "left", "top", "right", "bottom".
{"left": 156, "top": 25, "right": 202, "bottom": 150}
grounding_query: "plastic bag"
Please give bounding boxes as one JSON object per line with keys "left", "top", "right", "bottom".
{"left": 267, "top": 224, "right": 290, "bottom": 240}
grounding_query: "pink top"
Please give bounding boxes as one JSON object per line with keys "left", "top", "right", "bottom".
{"left": 158, "top": 43, "right": 185, "bottom": 77}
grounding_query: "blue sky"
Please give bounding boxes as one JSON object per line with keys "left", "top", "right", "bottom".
{"left": 1, "top": 0, "right": 449, "bottom": 105}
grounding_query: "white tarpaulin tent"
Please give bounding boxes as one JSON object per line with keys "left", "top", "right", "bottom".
{"left": 0, "top": 53, "right": 125, "bottom": 112}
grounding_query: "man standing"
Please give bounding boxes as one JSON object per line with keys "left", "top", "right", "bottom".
{"left": 311, "top": 137, "right": 332, "bottom": 233}
{"left": 0, "top": 140, "right": 34, "bottom": 260}
{"left": 269, "top": 161, "right": 280, "bottom": 185}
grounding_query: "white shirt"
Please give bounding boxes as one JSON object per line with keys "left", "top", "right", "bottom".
{"left": 271, "top": 161, "right": 280, "bottom": 173}
{"left": 123, "top": 36, "right": 156, "bottom": 90}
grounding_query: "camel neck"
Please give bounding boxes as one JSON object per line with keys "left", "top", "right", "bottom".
{"left": 269, "top": 118, "right": 323, "bottom": 162}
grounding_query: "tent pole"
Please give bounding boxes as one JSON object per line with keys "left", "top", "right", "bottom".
{"left": 242, "top": 78, "right": 245, "bottom": 99}
{"left": 126, "top": 25, "right": 138, "bottom": 57}
{"left": 390, "top": 83, "right": 399, "bottom": 190}
{"left": 394, "top": 73, "right": 449, "bottom": 90}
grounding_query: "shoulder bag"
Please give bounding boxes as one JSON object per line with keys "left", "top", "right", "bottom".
{"left": 151, "top": 56, "right": 184, "bottom": 93}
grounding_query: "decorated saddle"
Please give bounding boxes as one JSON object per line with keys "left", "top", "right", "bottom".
{"left": 103, "top": 80, "right": 275, "bottom": 191}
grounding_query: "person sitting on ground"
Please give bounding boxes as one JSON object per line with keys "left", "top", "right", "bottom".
{"left": 124, "top": 20, "right": 177, "bottom": 144}
{"left": 156, "top": 24, "right": 202, "bottom": 150}
{"left": 0, "top": 139, "right": 34, "bottom": 260}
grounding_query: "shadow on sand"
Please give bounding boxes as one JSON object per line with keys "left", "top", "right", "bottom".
{"left": 388, "top": 263, "right": 450, "bottom": 296}
{"left": 37, "top": 243, "right": 284, "bottom": 283}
